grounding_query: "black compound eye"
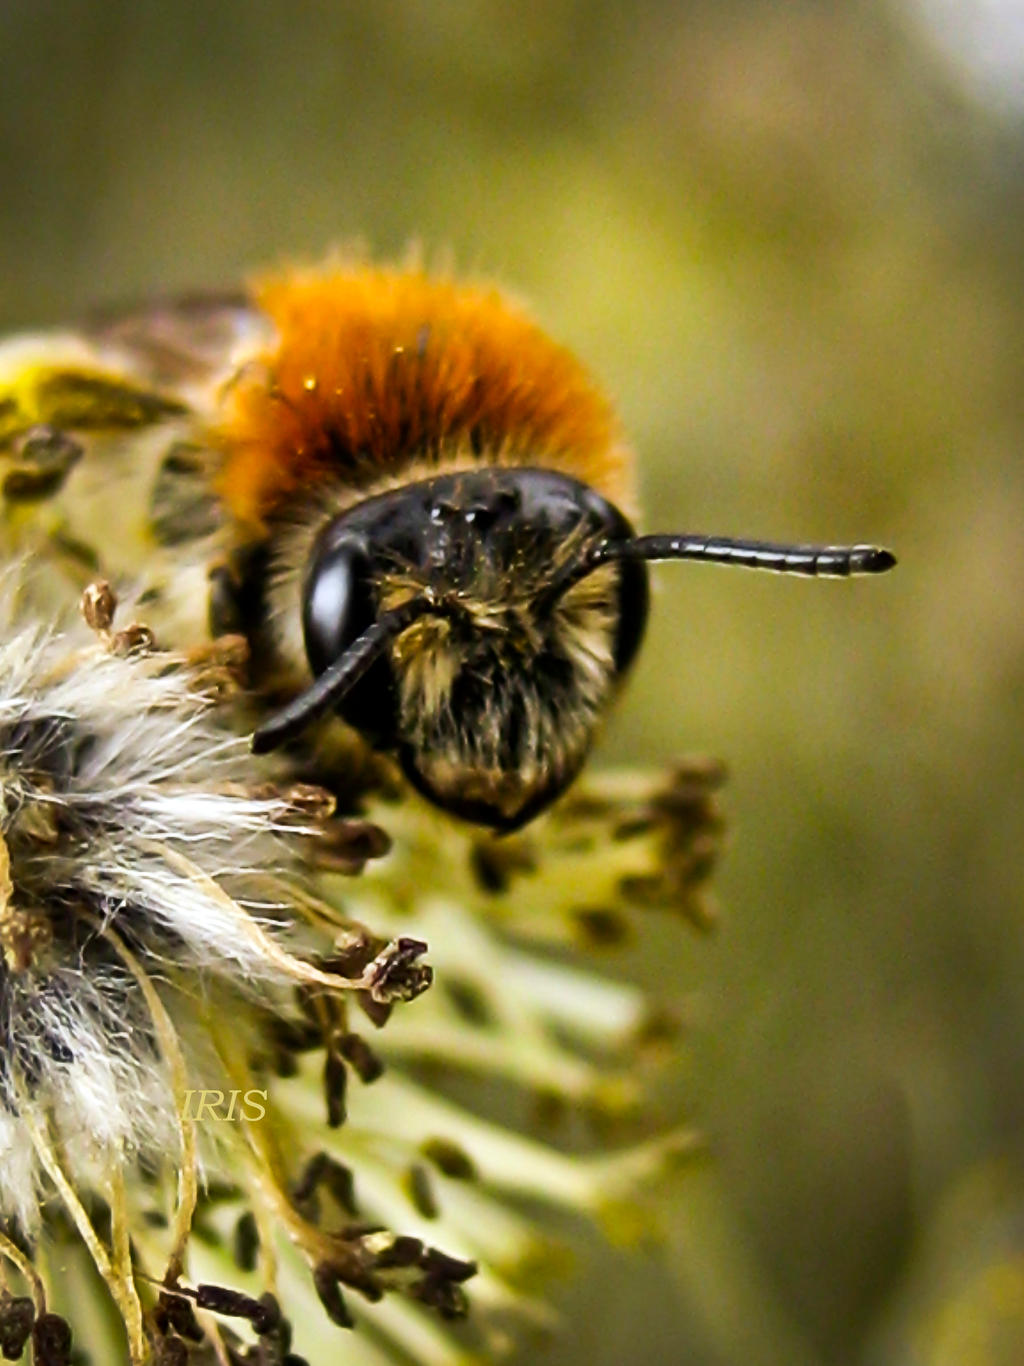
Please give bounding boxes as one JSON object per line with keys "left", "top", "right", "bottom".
{"left": 576, "top": 492, "right": 650, "bottom": 679}
{"left": 535, "top": 476, "right": 650, "bottom": 680}
{"left": 302, "top": 536, "right": 374, "bottom": 675}
{"left": 612, "top": 558, "right": 649, "bottom": 677}
{"left": 301, "top": 535, "right": 398, "bottom": 745}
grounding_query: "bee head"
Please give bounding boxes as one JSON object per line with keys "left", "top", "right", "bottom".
{"left": 273, "top": 469, "right": 648, "bottom": 830}
{"left": 252, "top": 467, "right": 895, "bottom": 830}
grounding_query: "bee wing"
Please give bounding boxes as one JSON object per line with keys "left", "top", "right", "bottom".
{"left": 81, "top": 292, "right": 272, "bottom": 390}
{"left": 0, "top": 294, "right": 272, "bottom": 626}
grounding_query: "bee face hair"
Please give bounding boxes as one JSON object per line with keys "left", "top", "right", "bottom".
{"left": 285, "top": 468, "right": 649, "bottom": 830}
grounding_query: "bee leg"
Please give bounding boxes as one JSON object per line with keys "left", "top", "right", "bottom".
{"left": 207, "top": 560, "right": 247, "bottom": 637}
{"left": 207, "top": 543, "right": 268, "bottom": 639}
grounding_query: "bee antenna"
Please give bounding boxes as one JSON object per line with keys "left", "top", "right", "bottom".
{"left": 251, "top": 598, "right": 431, "bottom": 755}
{"left": 548, "top": 533, "right": 896, "bottom": 603}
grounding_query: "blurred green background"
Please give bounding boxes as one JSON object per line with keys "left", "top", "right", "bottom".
{"left": 2, "top": 2, "right": 1023, "bottom": 1363}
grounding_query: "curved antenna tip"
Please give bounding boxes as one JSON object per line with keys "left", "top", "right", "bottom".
{"left": 249, "top": 599, "right": 430, "bottom": 756}
{"left": 250, "top": 727, "right": 276, "bottom": 756}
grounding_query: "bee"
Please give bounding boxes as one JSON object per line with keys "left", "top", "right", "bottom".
{"left": 0, "top": 261, "right": 894, "bottom": 830}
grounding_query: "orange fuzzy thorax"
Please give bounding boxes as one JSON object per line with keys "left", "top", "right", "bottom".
{"left": 217, "top": 266, "right": 634, "bottom": 529}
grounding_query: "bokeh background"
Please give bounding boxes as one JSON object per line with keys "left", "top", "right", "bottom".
{"left": 2, "top": 2, "right": 1023, "bottom": 1363}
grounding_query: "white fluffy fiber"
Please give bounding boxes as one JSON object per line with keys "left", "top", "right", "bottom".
{"left": 0, "top": 614, "right": 310, "bottom": 1229}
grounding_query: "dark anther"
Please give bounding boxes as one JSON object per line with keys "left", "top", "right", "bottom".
{"left": 251, "top": 1292, "right": 282, "bottom": 1337}
{"left": 573, "top": 907, "right": 629, "bottom": 946}
{"left": 322, "top": 818, "right": 392, "bottom": 863}
{"left": 312, "top": 1266, "right": 354, "bottom": 1330}
{"left": 31, "top": 1313, "right": 72, "bottom": 1366}
{"left": 372, "top": 1236, "right": 423, "bottom": 1271}
{"left": 420, "top": 1137, "right": 478, "bottom": 1180}
{"left": 0, "top": 1295, "right": 35, "bottom": 1359}
{"left": 469, "top": 839, "right": 535, "bottom": 894}
{"left": 324, "top": 1047, "right": 348, "bottom": 1128}
{"left": 324, "top": 1161, "right": 359, "bottom": 1215}
{"left": 356, "top": 993, "right": 393, "bottom": 1028}
{"left": 411, "top": 1247, "right": 478, "bottom": 1321}
{"left": 407, "top": 1164, "right": 439, "bottom": 1219}
{"left": 292, "top": 1151, "right": 329, "bottom": 1205}
{"left": 270, "top": 1015, "right": 324, "bottom": 1059}
{"left": 194, "top": 1283, "right": 268, "bottom": 1327}
{"left": 315, "top": 931, "right": 379, "bottom": 979}
{"left": 152, "top": 1337, "right": 188, "bottom": 1366}
{"left": 233, "top": 1209, "right": 260, "bottom": 1272}
{"left": 415, "top": 1278, "right": 471, "bottom": 1321}
{"left": 339, "top": 1033, "right": 384, "bottom": 1084}
{"left": 155, "top": 1292, "right": 202, "bottom": 1341}
{"left": 440, "top": 977, "right": 494, "bottom": 1026}
{"left": 363, "top": 938, "right": 432, "bottom": 1004}
{"left": 418, "top": 1248, "right": 477, "bottom": 1284}
{"left": 274, "top": 1017, "right": 324, "bottom": 1051}
{"left": 294, "top": 1152, "right": 358, "bottom": 1216}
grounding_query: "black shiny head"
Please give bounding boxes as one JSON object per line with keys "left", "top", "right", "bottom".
{"left": 257, "top": 468, "right": 649, "bottom": 829}
{"left": 252, "top": 466, "right": 896, "bottom": 830}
